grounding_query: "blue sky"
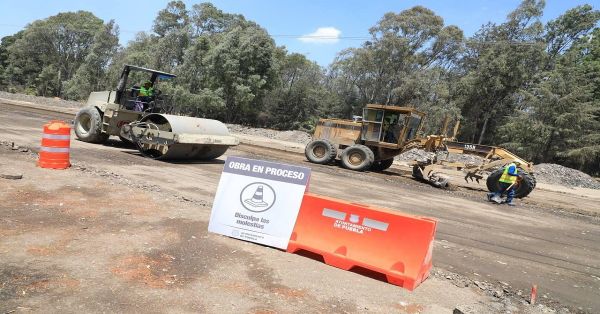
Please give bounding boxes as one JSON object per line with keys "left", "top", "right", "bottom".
{"left": 0, "top": 0, "right": 597, "bottom": 66}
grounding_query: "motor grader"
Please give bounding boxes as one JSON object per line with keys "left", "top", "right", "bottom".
{"left": 305, "top": 104, "right": 536, "bottom": 198}
{"left": 73, "top": 65, "right": 238, "bottom": 160}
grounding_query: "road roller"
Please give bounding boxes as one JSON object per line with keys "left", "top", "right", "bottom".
{"left": 73, "top": 64, "right": 238, "bottom": 160}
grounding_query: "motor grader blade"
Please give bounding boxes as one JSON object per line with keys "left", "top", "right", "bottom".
{"left": 122, "top": 113, "right": 239, "bottom": 160}
{"left": 464, "top": 171, "right": 483, "bottom": 184}
{"left": 411, "top": 163, "right": 451, "bottom": 189}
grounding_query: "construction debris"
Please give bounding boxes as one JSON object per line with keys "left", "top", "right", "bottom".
{"left": 397, "top": 148, "right": 485, "bottom": 166}
{"left": 534, "top": 163, "right": 600, "bottom": 190}
{"left": 0, "top": 172, "right": 23, "bottom": 180}
{"left": 397, "top": 148, "right": 435, "bottom": 162}
{"left": 399, "top": 149, "right": 600, "bottom": 190}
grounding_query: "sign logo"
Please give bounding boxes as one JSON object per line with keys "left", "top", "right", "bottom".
{"left": 322, "top": 208, "right": 389, "bottom": 234}
{"left": 240, "top": 182, "right": 276, "bottom": 213}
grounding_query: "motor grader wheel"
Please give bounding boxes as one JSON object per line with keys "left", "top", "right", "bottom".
{"left": 305, "top": 139, "right": 337, "bottom": 164}
{"left": 371, "top": 158, "right": 394, "bottom": 171}
{"left": 340, "top": 144, "right": 374, "bottom": 171}
{"left": 486, "top": 167, "right": 536, "bottom": 198}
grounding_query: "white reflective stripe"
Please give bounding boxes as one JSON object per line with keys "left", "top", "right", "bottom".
{"left": 40, "top": 147, "right": 70, "bottom": 153}
{"left": 322, "top": 208, "right": 346, "bottom": 221}
{"left": 42, "top": 134, "right": 71, "bottom": 140}
{"left": 362, "top": 218, "right": 389, "bottom": 231}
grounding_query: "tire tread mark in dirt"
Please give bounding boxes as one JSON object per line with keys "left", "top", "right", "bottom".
{"left": 438, "top": 219, "right": 599, "bottom": 250}
{"left": 438, "top": 231, "right": 600, "bottom": 274}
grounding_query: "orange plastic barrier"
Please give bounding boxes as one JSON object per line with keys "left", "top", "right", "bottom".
{"left": 37, "top": 120, "right": 71, "bottom": 169}
{"left": 287, "top": 193, "right": 437, "bottom": 291}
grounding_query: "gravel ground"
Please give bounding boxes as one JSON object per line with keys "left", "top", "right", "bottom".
{"left": 226, "top": 124, "right": 312, "bottom": 144}
{"left": 0, "top": 91, "right": 84, "bottom": 109}
{"left": 0, "top": 138, "right": 572, "bottom": 314}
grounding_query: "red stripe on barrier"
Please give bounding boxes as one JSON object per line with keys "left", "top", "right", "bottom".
{"left": 287, "top": 193, "right": 437, "bottom": 291}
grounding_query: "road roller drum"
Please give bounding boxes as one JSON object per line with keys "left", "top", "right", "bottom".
{"left": 122, "top": 113, "right": 239, "bottom": 160}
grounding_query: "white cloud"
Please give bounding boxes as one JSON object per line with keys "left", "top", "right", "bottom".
{"left": 299, "top": 27, "right": 341, "bottom": 44}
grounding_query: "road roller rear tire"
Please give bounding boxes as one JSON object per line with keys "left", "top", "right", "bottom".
{"left": 340, "top": 145, "right": 374, "bottom": 171}
{"left": 305, "top": 139, "right": 337, "bottom": 164}
{"left": 486, "top": 167, "right": 535, "bottom": 198}
{"left": 74, "top": 107, "right": 108, "bottom": 144}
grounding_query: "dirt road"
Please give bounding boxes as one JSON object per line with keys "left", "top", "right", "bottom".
{"left": 1, "top": 103, "right": 599, "bottom": 313}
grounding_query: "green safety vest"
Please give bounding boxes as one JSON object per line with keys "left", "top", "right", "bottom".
{"left": 139, "top": 86, "right": 154, "bottom": 97}
{"left": 499, "top": 163, "right": 518, "bottom": 184}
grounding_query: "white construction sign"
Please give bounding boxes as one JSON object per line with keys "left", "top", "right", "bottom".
{"left": 208, "top": 156, "right": 311, "bottom": 249}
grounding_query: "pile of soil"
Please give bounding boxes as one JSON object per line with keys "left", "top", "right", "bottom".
{"left": 226, "top": 124, "right": 312, "bottom": 144}
{"left": 0, "top": 91, "right": 84, "bottom": 109}
{"left": 534, "top": 163, "right": 600, "bottom": 190}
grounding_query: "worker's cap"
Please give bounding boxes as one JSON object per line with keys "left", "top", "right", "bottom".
{"left": 143, "top": 80, "right": 152, "bottom": 85}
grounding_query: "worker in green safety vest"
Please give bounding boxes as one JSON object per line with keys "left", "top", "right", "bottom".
{"left": 139, "top": 80, "right": 154, "bottom": 98}
{"left": 136, "top": 80, "right": 155, "bottom": 111}
{"left": 487, "top": 162, "right": 521, "bottom": 206}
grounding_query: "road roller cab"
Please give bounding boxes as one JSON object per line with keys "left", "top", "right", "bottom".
{"left": 74, "top": 65, "right": 239, "bottom": 161}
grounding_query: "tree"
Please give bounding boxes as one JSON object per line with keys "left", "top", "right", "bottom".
{"left": 328, "top": 6, "right": 463, "bottom": 129}
{"left": 499, "top": 7, "right": 600, "bottom": 175}
{"left": 545, "top": 4, "right": 600, "bottom": 61}
{"left": 189, "top": 2, "right": 244, "bottom": 36}
{"left": 63, "top": 20, "right": 120, "bottom": 99}
{"left": 456, "top": 0, "right": 546, "bottom": 144}
{"left": 0, "top": 31, "right": 23, "bottom": 89}
{"left": 5, "top": 11, "right": 105, "bottom": 96}
{"left": 152, "top": 1, "right": 191, "bottom": 71}
{"left": 205, "top": 25, "right": 277, "bottom": 123}
{"left": 263, "top": 52, "right": 338, "bottom": 130}
{"left": 153, "top": 0, "right": 189, "bottom": 37}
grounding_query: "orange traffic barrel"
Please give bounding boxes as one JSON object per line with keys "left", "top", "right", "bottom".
{"left": 37, "top": 120, "right": 71, "bottom": 169}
